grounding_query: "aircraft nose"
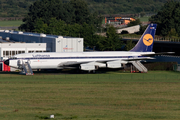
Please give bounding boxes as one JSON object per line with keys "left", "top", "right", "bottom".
{"left": 4, "top": 59, "right": 9, "bottom": 66}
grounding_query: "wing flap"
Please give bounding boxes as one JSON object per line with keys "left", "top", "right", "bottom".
{"left": 141, "top": 52, "right": 175, "bottom": 56}
{"left": 58, "top": 61, "right": 90, "bottom": 67}
{"left": 122, "top": 57, "right": 155, "bottom": 61}
{"left": 58, "top": 59, "right": 119, "bottom": 67}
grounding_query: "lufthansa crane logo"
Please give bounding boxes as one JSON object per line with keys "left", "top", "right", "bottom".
{"left": 143, "top": 34, "right": 153, "bottom": 46}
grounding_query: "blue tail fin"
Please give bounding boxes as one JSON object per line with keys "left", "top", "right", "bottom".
{"left": 130, "top": 23, "right": 157, "bottom": 52}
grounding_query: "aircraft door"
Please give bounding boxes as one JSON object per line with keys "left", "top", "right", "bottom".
{"left": 17, "top": 59, "right": 23, "bottom": 69}
{"left": 27, "top": 59, "right": 31, "bottom": 64}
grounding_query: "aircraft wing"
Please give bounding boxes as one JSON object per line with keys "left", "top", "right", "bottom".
{"left": 141, "top": 52, "right": 175, "bottom": 56}
{"left": 58, "top": 52, "right": 168, "bottom": 67}
{"left": 58, "top": 59, "right": 117, "bottom": 67}
{"left": 122, "top": 57, "right": 155, "bottom": 61}
{"left": 58, "top": 56, "right": 155, "bottom": 67}
{"left": 58, "top": 61, "right": 89, "bottom": 67}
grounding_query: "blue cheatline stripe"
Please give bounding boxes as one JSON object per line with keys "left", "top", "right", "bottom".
{"left": 11, "top": 56, "right": 144, "bottom": 60}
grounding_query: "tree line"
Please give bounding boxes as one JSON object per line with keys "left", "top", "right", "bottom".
{"left": 0, "top": 0, "right": 36, "bottom": 17}
{"left": 19, "top": 0, "right": 123, "bottom": 51}
{"left": 10, "top": 0, "right": 180, "bottom": 51}
{"left": 0, "top": 0, "right": 175, "bottom": 17}
{"left": 19, "top": 0, "right": 102, "bottom": 31}
{"left": 150, "top": 0, "right": 180, "bottom": 37}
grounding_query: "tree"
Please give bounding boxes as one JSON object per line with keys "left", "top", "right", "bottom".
{"left": 66, "top": 23, "right": 82, "bottom": 37}
{"left": 137, "top": 25, "right": 147, "bottom": 35}
{"left": 46, "top": 18, "right": 67, "bottom": 35}
{"left": 17, "top": 0, "right": 106, "bottom": 49}
{"left": 80, "top": 23, "right": 96, "bottom": 47}
{"left": 19, "top": 0, "right": 66, "bottom": 31}
{"left": 149, "top": 0, "right": 180, "bottom": 36}
{"left": 98, "top": 26, "right": 123, "bottom": 51}
{"left": 125, "top": 40, "right": 135, "bottom": 51}
{"left": 69, "top": 0, "right": 90, "bottom": 25}
{"left": 127, "top": 19, "right": 141, "bottom": 27}
{"left": 33, "top": 18, "right": 48, "bottom": 33}
{"left": 19, "top": 0, "right": 102, "bottom": 32}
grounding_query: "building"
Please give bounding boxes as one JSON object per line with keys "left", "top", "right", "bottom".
{"left": 0, "top": 30, "right": 84, "bottom": 71}
{"left": 104, "top": 14, "right": 136, "bottom": 27}
{"left": 104, "top": 16, "right": 135, "bottom": 26}
{"left": 0, "top": 42, "right": 46, "bottom": 60}
{"left": 0, "top": 30, "right": 83, "bottom": 52}
{"left": 116, "top": 25, "right": 140, "bottom": 34}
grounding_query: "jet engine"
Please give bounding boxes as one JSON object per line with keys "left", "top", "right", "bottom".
{"left": 106, "top": 61, "right": 122, "bottom": 68}
{"left": 80, "top": 64, "right": 96, "bottom": 71}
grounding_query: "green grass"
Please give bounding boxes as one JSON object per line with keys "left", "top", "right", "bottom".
{"left": 0, "top": 20, "right": 23, "bottom": 27}
{"left": 135, "top": 16, "right": 150, "bottom": 22}
{"left": 0, "top": 71, "right": 180, "bottom": 120}
{"left": 140, "top": 16, "right": 150, "bottom": 22}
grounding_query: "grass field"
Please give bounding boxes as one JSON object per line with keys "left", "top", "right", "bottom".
{"left": 0, "top": 17, "right": 150, "bottom": 27}
{"left": 0, "top": 71, "right": 180, "bottom": 120}
{"left": 0, "top": 20, "right": 23, "bottom": 27}
{"left": 139, "top": 16, "right": 150, "bottom": 22}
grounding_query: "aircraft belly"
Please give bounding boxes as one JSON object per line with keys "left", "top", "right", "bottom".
{"left": 30, "top": 59, "right": 59, "bottom": 69}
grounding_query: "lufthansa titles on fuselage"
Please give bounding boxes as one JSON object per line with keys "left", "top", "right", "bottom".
{"left": 32, "top": 54, "right": 50, "bottom": 58}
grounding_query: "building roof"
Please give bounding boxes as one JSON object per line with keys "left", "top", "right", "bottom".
{"left": 0, "top": 30, "right": 78, "bottom": 39}
{"left": 0, "top": 39, "right": 8, "bottom": 43}
{"left": 103, "top": 14, "right": 138, "bottom": 17}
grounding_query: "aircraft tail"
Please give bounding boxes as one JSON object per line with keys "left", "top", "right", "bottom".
{"left": 130, "top": 23, "right": 157, "bottom": 52}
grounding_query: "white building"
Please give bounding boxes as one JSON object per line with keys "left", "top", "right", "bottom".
{"left": 0, "top": 42, "right": 46, "bottom": 60}
{"left": 0, "top": 30, "right": 83, "bottom": 52}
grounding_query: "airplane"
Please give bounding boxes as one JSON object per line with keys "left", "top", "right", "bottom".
{"left": 3, "top": 23, "right": 173, "bottom": 74}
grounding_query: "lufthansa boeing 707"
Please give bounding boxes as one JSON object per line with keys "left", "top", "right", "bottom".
{"left": 4, "top": 24, "right": 173, "bottom": 74}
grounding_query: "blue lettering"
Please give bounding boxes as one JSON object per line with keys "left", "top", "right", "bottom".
{"left": 32, "top": 54, "right": 50, "bottom": 57}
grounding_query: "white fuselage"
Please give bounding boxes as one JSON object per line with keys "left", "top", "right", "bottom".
{"left": 8, "top": 51, "right": 154, "bottom": 70}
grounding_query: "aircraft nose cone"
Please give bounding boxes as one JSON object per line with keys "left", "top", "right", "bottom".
{"left": 4, "top": 59, "right": 9, "bottom": 66}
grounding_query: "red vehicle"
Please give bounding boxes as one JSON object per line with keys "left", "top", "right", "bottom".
{"left": 0, "top": 61, "right": 10, "bottom": 72}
